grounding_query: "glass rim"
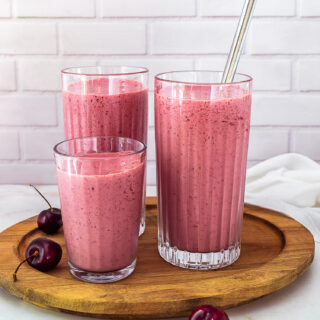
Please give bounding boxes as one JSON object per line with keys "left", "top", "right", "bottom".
{"left": 61, "top": 65, "right": 149, "bottom": 76}
{"left": 53, "top": 135, "right": 147, "bottom": 159}
{"left": 155, "top": 70, "right": 252, "bottom": 86}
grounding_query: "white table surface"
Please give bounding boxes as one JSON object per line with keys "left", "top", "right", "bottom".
{"left": 0, "top": 185, "right": 319, "bottom": 320}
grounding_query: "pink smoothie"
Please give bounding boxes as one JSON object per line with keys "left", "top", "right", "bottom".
{"left": 57, "top": 152, "right": 145, "bottom": 272}
{"left": 62, "top": 78, "right": 148, "bottom": 144}
{"left": 155, "top": 85, "right": 251, "bottom": 253}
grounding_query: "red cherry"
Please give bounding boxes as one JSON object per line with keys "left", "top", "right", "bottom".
{"left": 25, "top": 237, "right": 62, "bottom": 271}
{"left": 37, "top": 208, "right": 62, "bottom": 234}
{"left": 13, "top": 238, "right": 62, "bottom": 281}
{"left": 189, "top": 305, "right": 229, "bottom": 320}
{"left": 30, "top": 184, "right": 63, "bottom": 234}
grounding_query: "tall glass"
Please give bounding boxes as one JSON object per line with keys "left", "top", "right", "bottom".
{"left": 155, "top": 71, "right": 252, "bottom": 270}
{"left": 61, "top": 66, "right": 148, "bottom": 235}
{"left": 54, "top": 136, "right": 146, "bottom": 283}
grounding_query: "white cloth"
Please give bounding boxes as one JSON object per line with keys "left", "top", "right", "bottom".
{"left": 245, "top": 153, "right": 320, "bottom": 242}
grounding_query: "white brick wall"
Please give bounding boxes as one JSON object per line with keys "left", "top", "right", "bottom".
{"left": 101, "top": 0, "right": 196, "bottom": 17}
{"left": 297, "top": 60, "right": 320, "bottom": 91}
{"left": 0, "top": 95, "right": 57, "bottom": 126}
{"left": 248, "top": 128, "right": 289, "bottom": 160}
{"left": 15, "top": 0, "right": 95, "bottom": 18}
{"left": 0, "top": 131, "right": 20, "bottom": 160}
{"left": 0, "top": 22, "right": 56, "bottom": 54}
{"left": 60, "top": 23, "right": 146, "bottom": 54}
{"left": 291, "top": 129, "right": 320, "bottom": 159}
{"left": 19, "top": 59, "right": 96, "bottom": 91}
{"left": 151, "top": 22, "right": 236, "bottom": 54}
{"left": 248, "top": 21, "right": 320, "bottom": 54}
{"left": 200, "top": 0, "right": 296, "bottom": 17}
{"left": 0, "top": 0, "right": 319, "bottom": 184}
{"left": 0, "top": 61, "right": 16, "bottom": 91}
{"left": 22, "top": 130, "right": 64, "bottom": 160}
{"left": 300, "top": 0, "right": 320, "bottom": 17}
{"left": 252, "top": 94, "right": 320, "bottom": 126}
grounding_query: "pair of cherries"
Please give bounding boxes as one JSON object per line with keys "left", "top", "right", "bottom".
{"left": 13, "top": 185, "right": 63, "bottom": 281}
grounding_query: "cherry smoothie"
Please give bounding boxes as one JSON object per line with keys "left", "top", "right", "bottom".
{"left": 56, "top": 149, "right": 145, "bottom": 274}
{"left": 155, "top": 73, "right": 252, "bottom": 269}
{"left": 62, "top": 78, "right": 148, "bottom": 144}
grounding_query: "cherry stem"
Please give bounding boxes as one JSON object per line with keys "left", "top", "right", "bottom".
{"left": 13, "top": 251, "right": 39, "bottom": 282}
{"left": 29, "top": 184, "right": 53, "bottom": 213}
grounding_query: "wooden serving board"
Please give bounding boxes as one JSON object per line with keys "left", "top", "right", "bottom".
{"left": 0, "top": 197, "right": 315, "bottom": 319}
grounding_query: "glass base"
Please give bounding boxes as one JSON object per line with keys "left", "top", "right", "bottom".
{"left": 158, "top": 241, "right": 240, "bottom": 270}
{"left": 68, "top": 259, "right": 136, "bottom": 283}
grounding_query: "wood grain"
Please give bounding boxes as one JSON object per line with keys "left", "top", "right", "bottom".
{"left": 0, "top": 197, "right": 315, "bottom": 319}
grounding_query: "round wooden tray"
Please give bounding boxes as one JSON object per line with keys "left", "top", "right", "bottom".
{"left": 0, "top": 197, "right": 314, "bottom": 319}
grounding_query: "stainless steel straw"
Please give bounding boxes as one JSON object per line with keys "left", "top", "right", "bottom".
{"left": 221, "top": 0, "right": 257, "bottom": 83}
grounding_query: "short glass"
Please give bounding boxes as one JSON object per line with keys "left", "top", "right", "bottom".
{"left": 54, "top": 136, "right": 146, "bottom": 283}
{"left": 61, "top": 66, "right": 148, "bottom": 236}
{"left": 155, "top": 71, "right": 252, "bottom": 270}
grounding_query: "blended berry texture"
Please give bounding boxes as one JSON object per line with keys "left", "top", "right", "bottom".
{"left": 57, "top": 152, "right": 145, "bottom": 272}
{"left": 155, "top": 85, "right": 251, "bottom": 253}
{"left": 63, "top": 78, "right": 148, "bottom": 144}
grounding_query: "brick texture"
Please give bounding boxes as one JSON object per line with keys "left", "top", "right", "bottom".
{"left": 151, "top": 22, "right": 236, "bottom": 54}
{"left": 291, "top": 129, "right": 320, "bottom": 160}
{"left": 15, "top": 0, "right": 95, "bottom": 18}
{"left": 0, "top": 95, "right": 57, "bottom": 126}
{"left": 20, "top": 59, "right": 96, "bottom": 91}
{"left": 297, "top": 60, "right": 320, "bottom": 91}
{"left": 200, "top": 0, "right": 295, "bottom": 17}
{"left": 248, "top": 128, "right": 289, "bottom": 160}
{"left": 60, "top": 23, "right": 146, "bottom": 54}
{"left": 0, "top": 61, "right": 16, "bottom": 91}
{"left": 0, "top": 0, "right": 319, "bottom": 185}
{"left": 0, "top": 22, "right": 56, "bottom": 54}
{"left": 0, "top": 131, "right": 20, "bottom": 160}
{"left": 252, "top": 94, "right": 320, "bottom": 126}
{"left": 300, "top": 0, "right": 320, "bottom": 17}
{"left": 22, "top": 130, "right": 64, "bottom": 160}
{"left": 248, "top": 21, "right": 320, "bottom": 54}
{"left": 102, "top": 0, "right": 196, "bottom": 17}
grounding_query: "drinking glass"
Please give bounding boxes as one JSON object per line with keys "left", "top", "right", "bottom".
{"left": 155, "top": 71, "right": 252, "bottom": 270}
{"left": 61, "top": 66, "right": 148, "bottom": 235}
{"left": 54, "top": 136, "right": 146, "bottom": 283}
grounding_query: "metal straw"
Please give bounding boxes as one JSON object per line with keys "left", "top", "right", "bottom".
{"left": 221, "top": 0, "right": 257, "bottom": 83}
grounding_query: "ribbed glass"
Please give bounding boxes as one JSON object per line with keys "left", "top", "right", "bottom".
{"left": 155, "top": 71, "right": 252, "bottom": 270}
{"left": 54, "top": 136, "right": 146, "bottom": 282}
